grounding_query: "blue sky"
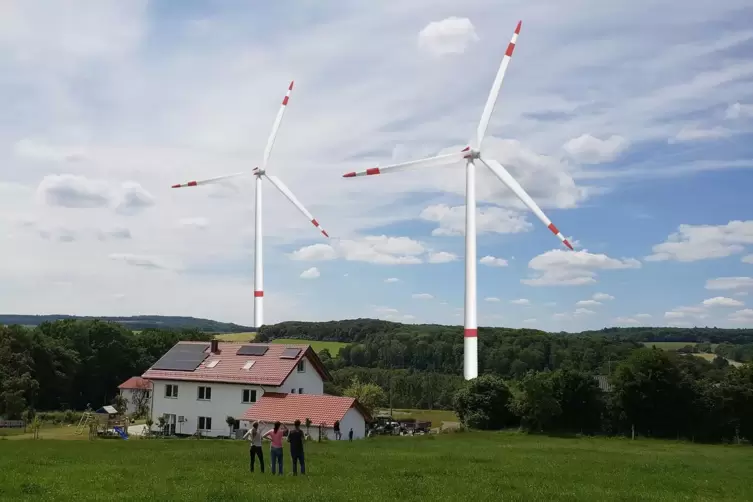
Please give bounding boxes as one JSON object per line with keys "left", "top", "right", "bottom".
{"left": 1, "top": 0, "right": 753, "bottom": 331}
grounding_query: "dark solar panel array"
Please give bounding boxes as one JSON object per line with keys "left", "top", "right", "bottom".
{"left": 236, "top": 345, "right": 269, "bottom": 356}
{"left": 151, "top": 343, "right": 210, "bottom": 371}
{"left": 280, "top": 347, "right": 302, "bottom": 359}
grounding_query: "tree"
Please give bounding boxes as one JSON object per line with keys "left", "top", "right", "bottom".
{"left": 226, "top": 416, "right": 236, "bottom": 436}
{"left": 550, "top": 370, "right": 604, "bottom": 433}
{"left": 452, "top": 374, "right": 515, "bottom": 430}
{"left": 509, "top": 371, "right": 561, "bottom": 432}
{"left": 112, "top": 394, "right": 127, "bottom": 415}
{"left": 343, "top": 377, "right": 386, "bottom": 416}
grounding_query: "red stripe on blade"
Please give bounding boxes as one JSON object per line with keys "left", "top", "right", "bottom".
{"left": 505, "top": 42, "right": 516, "bottom": 57}
{"left": 289, "top": 81, "right": 294, "bottom": 90}
{"left": 311, "top": 219, "right": 319, "bottom": 227}
{"left": 187, "top": 181, "right": 198, "bottom": 187}
{"left": 282, "top": 96, "right": 289, "bottom": 106}
{"left": 321, "top": 230, "right": 329, "bottom": 238}
{"left": 343, "top": 172, "right": 356, "bottom": 178}
{"left": 515, "top": 21, "right": 522, "bottom": 34}
{"left": 365, "top": 167, "right": 381, "bottom": 176}
{"left": 547, "top": 223, "right": 559, "bottom": 235}
{"left": 461, "top": 146, "right": 470, "bottom": 152}
{"left": 254, "top": 291, "right": 264, "bottom": 297}
{"left": 464, "top": 328, "right": 478, "bottom": 338}
{"left": 171, "top": 184, "right": 181, "bottom": 188}
{"left": 563, "top": 240, "right": 574, "bottom": 251}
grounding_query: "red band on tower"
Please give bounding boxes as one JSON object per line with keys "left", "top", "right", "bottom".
{"left": 464, "top": 328, "right": 478, "bottom": 338}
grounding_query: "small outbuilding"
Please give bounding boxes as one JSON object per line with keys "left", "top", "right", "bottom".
{"left": 241, "top": 393, "right": 371, "bottom": 440}
{"left": 117, "top": 376, "right": 153, "bottom": 417}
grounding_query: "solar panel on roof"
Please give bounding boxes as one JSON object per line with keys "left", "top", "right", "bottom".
{"left": 151, "top": 343, "right": 210, "bottom": 371}
{"left": 280, "top": 347, "right": 301, "bottom": 359}
{"left": 236, "top": 345, "right": 269, "bottom": 356}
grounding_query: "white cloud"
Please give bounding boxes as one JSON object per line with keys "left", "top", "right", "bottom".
{"left": 511, "top": 298, "right": 530, "bottom": 305}
{"left": 742, "top": 254, "right": 753, "bottom": 264}
{"left": 523, "top": 249, "right": 641, "bottom": 286}
{"left": 384, "top": 277, "right": 400, "bottom": 283}
{"left": 374, "top": 306, "right": 398, "bottom": 314}
{"left": 36, "top": 174, "right": 154, "bottom": 214}
{"left": 96, "top": 227, "right": 131, "bottom": 240}
{"left": 725, "top": 102, "right": 753, "bottom": 120}
{"left": 702, "top": 296, "right": 744, "bottom": 307}
{"left": 290, "top": 236, "right": 424, "bottom": 265}
{"left": 485, "top": 297, "right": 501, "bottom": 302}
{"left": 592, "top": 292, "right": 615, "bottom": 301}
{"left": 428, "top": 251, "right": 458, "bottom": 263}
{"left": 417, "top": 17, "right": 479, "bottom": 57}
{"left": 109, "top": 253, "right": 176, "bottom": 271}
{"left": 179, "top": 217, "right": 209, "bottom": 229}
{"left": 412, "top": 293, "right": 433, "bottom": 300}
{"left": 669, "top": 126, "right": 732, "bottom": 143}
{"left": 574, "top": 308, "right": 595, "bottom": 316}
{"left": 522, "top": 318, "right": 537, "bottom": 324}
{"left": 646, "top": 220, "right": 753, "bottom": 262}
{"left": 300, "top": 267, "right": 320, "bottom": 279}
{"left": 576, "top": 299, "right": 602, "bottom": 307}
{"left": 479, "top": 255, "right": 508, "bottom": 267}
{"left": 563, "top": 134, "right": 629, "bottom": 164}
{"left": 705, "top": 277, "right": 753, "bottom": 291}
{"left": 729, "top": 309, "right": 753, "bottom": 323}
{"left": 420, "top": 204, "right": 532, "bottom": 237}
{"left": 635, "top": 313, "right": 652, "bottom": 319}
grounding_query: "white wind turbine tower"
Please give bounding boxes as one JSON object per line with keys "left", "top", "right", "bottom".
{"left": 342, "top": 21, "right": 574, "bottom": 380}
{"left": 171, "top": 81, "right": 330, "bottom": 330}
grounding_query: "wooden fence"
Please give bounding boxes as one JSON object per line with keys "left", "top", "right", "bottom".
{"left": 0, "top": 420, "right": 25, "bottom": 428}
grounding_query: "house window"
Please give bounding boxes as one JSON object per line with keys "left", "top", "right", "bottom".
{"left": 242, "top": 389, "right": 257, "bottom": 404}
{"left": 165, "top": 384, "right": 179, "bottom": 398}
{"left": 298, "top": 388, "right": 303, "bottom": 394}
{"left": 291, "top": 388, "right": 296, "bottom": 394}
{"left": 297, "top": 359, "right": 305, "bottom": 373}
{"left": 198, "top": 386, "right": 212, "bottom": 401}
{"left": 198, "top": 416, "right": 212, "bottom": 431}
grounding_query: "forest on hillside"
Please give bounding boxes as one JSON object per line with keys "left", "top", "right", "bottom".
{"left": 0, "top": 314, "right": 253, "bottom": 333}
{"left": 2, "top": 318, "right": 753, "bottom": 422}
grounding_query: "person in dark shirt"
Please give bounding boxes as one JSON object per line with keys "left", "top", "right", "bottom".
{"left": 287, "top": 419, "right": 305, "bottom": 475}
{"left": 348, "top": 428, "right": 353, "bottom": 441}
{"left": 333, "top": 420, "right": 341, "bottom": 440}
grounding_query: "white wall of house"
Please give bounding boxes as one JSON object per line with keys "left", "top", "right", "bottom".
{"left": 240, "top": 407, "right": 367, "bottom": 441}
{"left": 119, "top": 388, "right": 151, "bottom": 416}
{"left": 148, "top": 356, "right": 324, "bottom": 438}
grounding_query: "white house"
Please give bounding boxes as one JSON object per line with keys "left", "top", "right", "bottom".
{"left": 117, "top": 377, "right": 152, "bottom": 416}
{"left": 241, "top": 392, "right": 371, "bottom": 440}
{"left": 141, "top": 340, "right": 332, "bottom": 437}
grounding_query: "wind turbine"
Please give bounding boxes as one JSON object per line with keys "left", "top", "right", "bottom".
{"left": 341, "top": 21, "right": 574, "bottom": 380}
{"left": 171, "top": 81, "right": 330, "bottom": 330}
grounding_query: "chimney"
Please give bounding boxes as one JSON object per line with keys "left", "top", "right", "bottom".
{"left": 210, "top": 339, "right": 220, "bottom": 354}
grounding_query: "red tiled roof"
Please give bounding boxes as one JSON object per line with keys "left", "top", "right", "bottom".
{"left": 241, "top": 393, "right": 371, "bottom": 425}
{"left": 118, "top": 376, "right": 152, "bottom": 390}
{"left": 141, "top": 342, "right": 331, "bottom": 387}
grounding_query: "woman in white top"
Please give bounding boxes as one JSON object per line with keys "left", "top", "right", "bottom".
{"left": 243, "top": 421, "right": 265, "bottom": 473}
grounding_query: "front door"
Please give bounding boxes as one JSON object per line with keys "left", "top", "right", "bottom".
{"left": 166, "top": 414, "right": 176, "bottom": 435}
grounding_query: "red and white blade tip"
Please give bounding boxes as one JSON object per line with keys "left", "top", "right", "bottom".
{"left": 289, "top": 80, "right": 294, "bottom": 90}
{"left": 547, "top": 223, "right": 574, "bottom": 250}
{"left": 171, "top": 181, "right": 197, "bottom": 188}
{"left": 312, "top": 218, "right": 329, "bottom": 238}
{"left": 515, "top": 21, "right": 521, "bottom": 34}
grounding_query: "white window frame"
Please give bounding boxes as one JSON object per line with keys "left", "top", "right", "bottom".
{"left": 241, "top": 389, "right": 257, "bottom": 404}
{"left": 198, "top": 416, "right": 212, "bottom": 431}
{"left": 296, "top": 359, "right": 306, "bottom": 373}
{"left": 165, "top": 384, "right": 179, "bottom": 399}
{"left": 197, "top": 386, "right": 212, "bottom": 401}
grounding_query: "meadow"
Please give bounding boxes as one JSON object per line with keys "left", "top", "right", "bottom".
{"left": 214, "top": 333, "right": 349, "bottom": 355}
{"left": 2, "top": 432, "right": 752, "bottom": 501}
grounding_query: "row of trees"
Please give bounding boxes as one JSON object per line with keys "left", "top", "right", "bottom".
{"left": 0, "top": 321, "right": 210, "bottom": 419}
{"left": 453, "top": 348, "right": 753, "bottom": 443}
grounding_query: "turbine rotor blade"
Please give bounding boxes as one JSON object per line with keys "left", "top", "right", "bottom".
{"left": 342, "top": 147, "right": 471, "bottom": 178}
{"left": 264, "top": 174, "right": 329, "bottom": 238}
{"left": 171, "top": 172, "right": 246, "bottom": 188}
{"left": 475, "top": 21, "right": 521, "bottom": 150}
{"left": 480, "top": 157, "right": 573, "bottom": 250}
{"left": 262, "top": 80, "right": 294, "bottom": 169}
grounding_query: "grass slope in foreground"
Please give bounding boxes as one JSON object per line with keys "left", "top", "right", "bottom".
{"left": 2, "top": 433, "right": 752, "bottom": 501}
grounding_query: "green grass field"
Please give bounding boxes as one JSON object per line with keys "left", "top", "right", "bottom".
{"left": 385, "top": 409, "right": 459, "bottom": 426}
{"left": 1, "top": 433, "right": 752, "bottom": 501}
{"left": 213, "top": 334, "right": 348, "bottom": 355}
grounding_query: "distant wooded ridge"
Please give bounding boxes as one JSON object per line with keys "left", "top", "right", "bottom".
{"left": 1, "top": 314, "right": 752, "bottom": 342}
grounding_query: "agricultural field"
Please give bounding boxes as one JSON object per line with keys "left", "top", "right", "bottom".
{"left": 2, "top": 432, "right": 752, "bottom": 501}
{"left": 641, "top": 341, "right": 718, "bottom": 350}
{"left": 214, "top": 332, "right": 258, "bottom": 343}
{"left": 213, "top": 334, "right": 348, "bottom": 354}
{"left": 385, "top": 408, "right": 459, "bottom": 427}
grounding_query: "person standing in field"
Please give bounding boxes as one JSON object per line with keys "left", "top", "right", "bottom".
{"left": 334, "top": 420, "right": 341, "bottom": 440}
{"left": 288, "top": 419, "right": 306, "bottom": 476}
{"left": 243, "top": 421, "right": 265, "bottom": 473}
{"left": 263, "top": 421, "right": 287, "bottom": 475}
{"left": 348, "top": 428, "right": 353, "bottom": 441}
